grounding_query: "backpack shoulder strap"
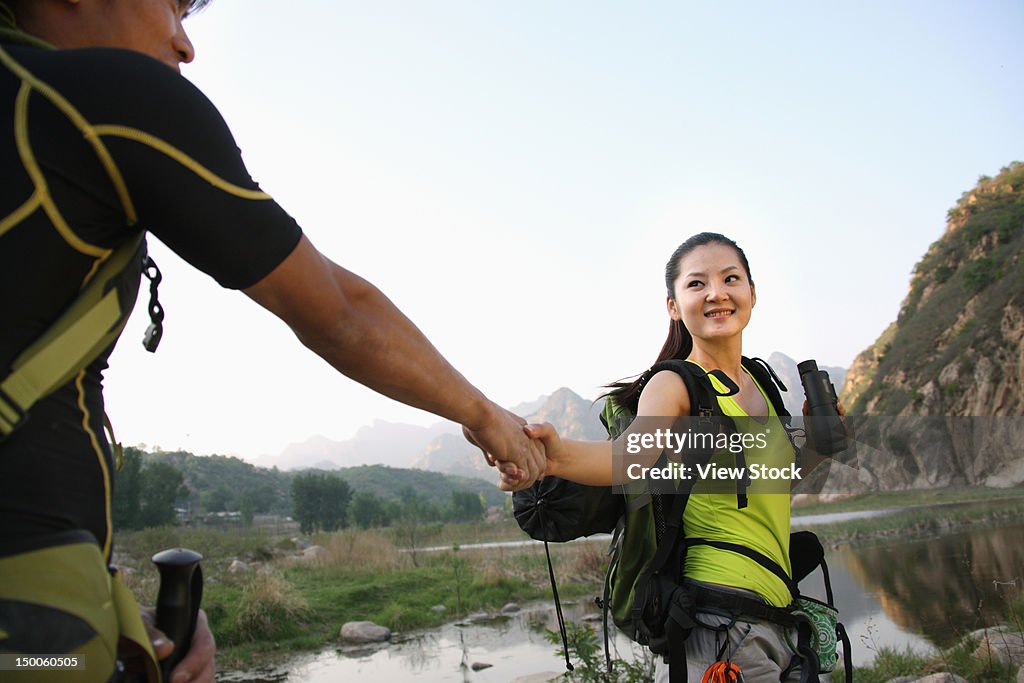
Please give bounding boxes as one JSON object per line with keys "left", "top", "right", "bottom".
{"left": 0, "top": 234, "right": 150, "bottom": 438}
{"left": 648, "top": 358, "right": 739, "bottom": 418}
{"left": 742, "top": 356, "right": 790, "bottom": 417}
{"left": 742, "top": 356, "right": 805, "bottom": 461}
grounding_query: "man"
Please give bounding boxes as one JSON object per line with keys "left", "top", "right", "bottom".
{"left": 0, "top": 1, "right": 541, "bottom": 681}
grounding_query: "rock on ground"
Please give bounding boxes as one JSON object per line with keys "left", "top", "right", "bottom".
{"left": 974, "top": 628, "right": 1024, "bottom": 666}
{"left": 339, "top": 621, "right": 391, "bottom": 644}
{"left": 303, "top": 545, "right": 327, "bottom": 560}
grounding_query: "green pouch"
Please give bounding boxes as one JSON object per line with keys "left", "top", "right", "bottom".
{"left": 791, "top": 595, "right": 839, "bottom": 673}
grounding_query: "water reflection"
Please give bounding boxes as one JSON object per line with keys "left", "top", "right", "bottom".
{"left": 218, "top": 604, "right": 640, "bottom": 683}
{"left": 831, "top": 522, "right": 1023, "bottom": 648}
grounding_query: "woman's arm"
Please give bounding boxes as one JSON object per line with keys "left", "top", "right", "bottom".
{"left": 507, "top": 370, "right": 692, "bottom": 489}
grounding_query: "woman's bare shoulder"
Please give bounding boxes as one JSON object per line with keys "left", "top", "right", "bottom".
{"left": 638, "top": 369, "right": 691, "bottom": 416}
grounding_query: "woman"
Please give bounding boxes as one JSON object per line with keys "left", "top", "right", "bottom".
{"left": 509, "top": 233, "right": 833, "bottom": 682}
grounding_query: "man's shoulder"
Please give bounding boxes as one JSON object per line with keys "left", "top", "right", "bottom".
{"left": 4, "top": 44, "right": 212, "bottom": 118}
{"left": 5, "top": 44, "right": 179, "bottom": 82}
{"left": 3, "top": 44, "right": 229, "bottom": 147}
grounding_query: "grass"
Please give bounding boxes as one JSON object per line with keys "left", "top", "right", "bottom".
{"left": 796, "top": 492, "right": 1024, "bottom": 546}
{"left": 853, "top": 614, "right": 1024, "bottom": 683}
{"left": 114, "top": 486, "right": 1024, "bottom": 673}
{"left": 792, "top": 485, "right": 1024, "bottom": 516}
{"left": 117, "top": 523, "right": 608, "bottom": 669}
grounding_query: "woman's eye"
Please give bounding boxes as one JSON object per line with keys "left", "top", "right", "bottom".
{"left": 725, "top": 274, "right": 739, "bottom": 283}
{"left": 687, "top": 280, "right": 703, "bottom": 288}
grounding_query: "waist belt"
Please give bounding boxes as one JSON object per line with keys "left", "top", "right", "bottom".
{"left": 691, "top": 584, "right": 798, "bottom": 628}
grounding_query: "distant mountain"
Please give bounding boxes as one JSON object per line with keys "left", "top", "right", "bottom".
{"left": 509, "top": 394, "right": 551, "bottom": 418}
{"left": 414, "top": 432, "right": 489, "bottom": 478}
{"left": 411, "top": 387, "right": 606, "bottom": 476}
{"left": 261, "top": 419, "right": 460, "bottom": 471}
{"left": 766, "top": 352, "right": 847, "bottom": 416}
{"left": 525, "top": 387, "right": 607, "bottom": 440}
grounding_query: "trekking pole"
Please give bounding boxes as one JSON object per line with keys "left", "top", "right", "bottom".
{"left": 152, "top": 548, "right": 204, "bottom": 680}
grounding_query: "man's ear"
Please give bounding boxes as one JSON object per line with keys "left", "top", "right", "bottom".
{"left": 666, "top": 296, "right": 681, "bottom": 321}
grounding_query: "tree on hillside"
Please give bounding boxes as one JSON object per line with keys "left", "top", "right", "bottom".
{"left": 114, "top": 450, "right": 187, "bottom": 529}
{"left": 113, "top": 448, "right": 143, "bottom": 530}
{"left": 394, "top": 486, "right": 443, "bottom": 567}
{"left": 349, "top": 491, "right": 390, "bottom": 528}
{"left": 239, "top": 494, "right": 255, "bottom": 527}
{"left": 291, "top": 472, "right": 352, "bottom": 534}
{"left": 202, "top": 485, "right": 234, "bottom": 513}
{"left": 139, "top": 461, "right": 187, "bottom": 528}
{"left": 448, "top": 490, "right": 484, "bottom": 523}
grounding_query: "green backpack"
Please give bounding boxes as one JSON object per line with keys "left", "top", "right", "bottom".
{"left": 513, "top": 357, "right": 852, "bottom": 682}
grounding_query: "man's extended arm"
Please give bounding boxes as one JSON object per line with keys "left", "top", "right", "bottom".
{"left": 244, "top": 235, "right": 544, "bottom": 485}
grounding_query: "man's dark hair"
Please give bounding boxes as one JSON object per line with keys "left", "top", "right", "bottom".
{"left": 183, "top": 0, "right": 215, "bottom": 17}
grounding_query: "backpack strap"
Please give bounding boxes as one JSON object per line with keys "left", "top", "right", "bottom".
{"left": 742, "top": 356, "right": 805, "bottom": 464}
{"left": 685, "top": 538, "right": 799, "bottom": 601}
{"left": 0, "top": 235, "right": 146, "bottom": 438}
{"left": 647, "top": 359, "right": 739, "bottom": 419}
{"left": 741, "top": 356, "right": 790, "bottom": 417}
{"left": 651, "top": 360, "right": 753, "bottom": 509}
{"left": 0, "top": 234, "right": 164, "bottom": 440}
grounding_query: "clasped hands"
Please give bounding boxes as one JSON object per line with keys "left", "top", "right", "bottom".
{"left": 461, "top": 404, "right": 558, "bottom": 492}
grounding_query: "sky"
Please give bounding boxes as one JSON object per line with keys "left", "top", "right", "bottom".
{"left": 103, "top": 0, "right": 1024, "bottom": 463}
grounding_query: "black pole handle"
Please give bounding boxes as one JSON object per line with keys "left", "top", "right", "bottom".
{"left": 152, "top": 547, "right": 203, "bottom": 680}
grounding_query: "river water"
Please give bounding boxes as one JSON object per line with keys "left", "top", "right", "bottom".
{"left": 220, "top": 516, "right": 1024, "bottom": 682}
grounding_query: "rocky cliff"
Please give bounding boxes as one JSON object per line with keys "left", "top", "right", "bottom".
{"left": 835, "top": 162, "right": 1024, "bottom": 489}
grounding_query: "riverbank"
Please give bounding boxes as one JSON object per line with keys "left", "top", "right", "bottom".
{"left": 114, "top": 486, "right": 1024, "bottom": 672}
{"left": 116, "top": 525, "right": 608, "bottom": 669}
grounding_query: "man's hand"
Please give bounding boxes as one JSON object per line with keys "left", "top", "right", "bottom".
{"left": 494, "top": 422, "right": 564, "bottom": 491}
{"left": 138, "top": 606, "right": 216, "bottom": 683}
{"left": 463, "top": 404, "right": 546, "bottom": 490}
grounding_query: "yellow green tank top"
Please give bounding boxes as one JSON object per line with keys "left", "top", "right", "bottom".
{"left": 682, "top": 360, "right": 794, "bottom": 607}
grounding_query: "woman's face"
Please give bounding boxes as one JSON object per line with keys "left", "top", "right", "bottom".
{"left": 667, "top": 242, "right": 756, "bottom": 342}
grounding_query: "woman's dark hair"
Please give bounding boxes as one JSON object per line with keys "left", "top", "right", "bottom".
{"left": 603, "top": 232, "right": 753, "bottom": 412}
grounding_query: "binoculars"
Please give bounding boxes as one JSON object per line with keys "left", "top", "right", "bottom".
{"left": 797, "top": 360, "right": 847, "bottom": 456}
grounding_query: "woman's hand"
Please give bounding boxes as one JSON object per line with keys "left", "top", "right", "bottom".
{"left": 802, "top": 399, "right": 846, "bottom": 417}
